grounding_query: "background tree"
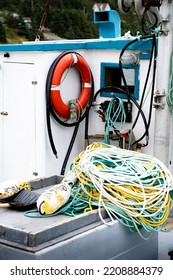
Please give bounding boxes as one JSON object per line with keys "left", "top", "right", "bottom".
{"left": 0, "top": 0, "right": 142, "bottom": 43}
{"left": 0, "top": 21, "right": 6, "bottom": 43}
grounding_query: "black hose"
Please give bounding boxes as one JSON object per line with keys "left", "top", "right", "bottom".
{"left": 119, "top": 38, "right": 138, "bottom": 101}
{"left": 132, "top": 34, "right": 157, "bottom": 145}
{"left": 60, "top": 123, "right": 80, "bottom": 175}
{"left": 46, "top": 51, "right": 94, "bottom": 173}
{"left": 132, "top": 34, "right": 156, "bottom": 130}
{"left": 118, "top": 34, "right": 157, "bottom": 146}
{"left": 118, "top": 34, "right": 157, "bottom": 96}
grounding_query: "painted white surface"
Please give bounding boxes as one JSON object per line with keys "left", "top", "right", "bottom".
{"left": 1, "top": 62, "right": 36, "bottom": 181}
{"left": 155, "top": 1, "right": 173, "bottom": 259}
{"left": 153, "top": 1, "right": 173, "bottom": 167}
{"left": 0, "top": 49, "right": 155, "bottom": 182}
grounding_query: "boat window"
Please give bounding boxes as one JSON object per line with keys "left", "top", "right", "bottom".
{"left": 100, "top": 62, "right": 139, "bottom": 100}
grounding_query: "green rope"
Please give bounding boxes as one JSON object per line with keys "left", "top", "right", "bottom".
{"left": 104, "top": 97, "right": 126, "bottom": 144}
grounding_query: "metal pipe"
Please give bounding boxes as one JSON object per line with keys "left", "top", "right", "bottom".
{"left": 153, "top": 1, "right": 173, "bottom": 167}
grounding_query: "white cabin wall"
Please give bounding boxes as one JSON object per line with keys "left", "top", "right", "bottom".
{"left": 0, "top": 46, "right": 154, "bottom": 181}
{"left": 86, "top": 50, "right": 155, "bottom": 156}
{"left": 0, "top": 49, "right": 89, "bottom": 180}
{"left": 0, "top": 61, "right": 4, "bottom": 181}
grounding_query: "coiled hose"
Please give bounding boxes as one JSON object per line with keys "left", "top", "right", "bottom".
{"left": 46, "top": 51, "right": 94, "bottom": 174}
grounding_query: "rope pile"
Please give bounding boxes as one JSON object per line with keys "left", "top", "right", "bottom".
{"left": 63, "top": 142, "right": 173, "bottom": 238}
{"left": 27, "top": 142, "right": 173, "bottom": 238}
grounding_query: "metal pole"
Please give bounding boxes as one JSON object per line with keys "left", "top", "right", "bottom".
{"left": 153, "top": 0, "right": 173, "bottom": 167}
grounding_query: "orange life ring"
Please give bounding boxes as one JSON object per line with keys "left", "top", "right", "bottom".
{"left": 50, "top": 52, "right": 92, "bottom": 119}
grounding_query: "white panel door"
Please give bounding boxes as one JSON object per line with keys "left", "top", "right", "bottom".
{"left": 2, "top": 62, "right": 37, "bottom": 182}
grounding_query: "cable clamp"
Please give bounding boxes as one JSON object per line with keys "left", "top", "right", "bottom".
{"left": 153, "top": 89, "right": 166, "bottom": 109}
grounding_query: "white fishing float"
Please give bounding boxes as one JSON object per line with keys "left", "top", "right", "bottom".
{"left": 37, "top": 182, "right": 71, "bottom": 215}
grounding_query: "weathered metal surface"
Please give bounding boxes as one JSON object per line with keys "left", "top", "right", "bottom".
{"left": 0, "top": 176, "right": 158, "bottom": 259}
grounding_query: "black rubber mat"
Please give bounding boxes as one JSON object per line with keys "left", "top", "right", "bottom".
{"left": 0, "top": 189, "right": 40, "bottom": 210}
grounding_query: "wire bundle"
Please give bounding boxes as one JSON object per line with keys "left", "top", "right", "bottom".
{"left": 64, "top": 142, "right": 173, "bottom": 238}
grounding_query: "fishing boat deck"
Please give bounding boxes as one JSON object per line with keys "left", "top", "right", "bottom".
{"left": 0, "top": 176, "right": 158, "bottom": 260}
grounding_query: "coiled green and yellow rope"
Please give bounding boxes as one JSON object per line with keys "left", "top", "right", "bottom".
{"left": 27, "top": 142, "right": 173, "bottom": 239}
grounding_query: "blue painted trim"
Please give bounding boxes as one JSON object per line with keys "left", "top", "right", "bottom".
{"left": 0, "top": 38, "right": 154, "bottom": 53}
{"left": 139, "top": 53, "right": 151, "bottom": 60}
{"left": 100, "top": 62, "right": 140, "bottom": 100}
